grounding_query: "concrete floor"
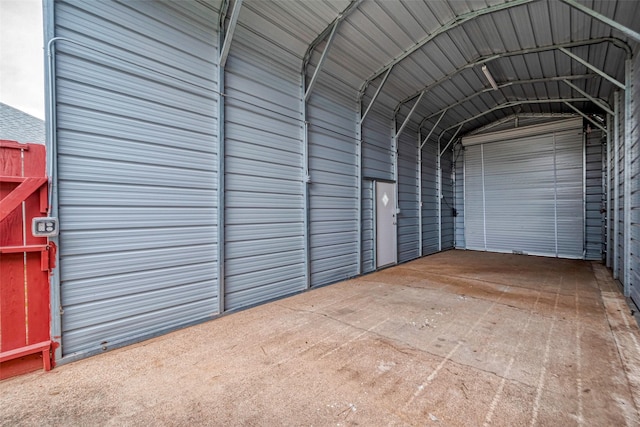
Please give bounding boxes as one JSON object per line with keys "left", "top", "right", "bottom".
{"left": 2, "top": 250, "right": 640, "bottom": 426}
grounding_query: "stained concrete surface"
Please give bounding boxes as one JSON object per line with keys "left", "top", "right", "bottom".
{"left": 2, "top": 250, "right": 640, "bottom": 426}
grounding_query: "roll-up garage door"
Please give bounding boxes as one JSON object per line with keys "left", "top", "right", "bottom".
{"left": 463, "top": 118, "right": 584, "bottom": 259}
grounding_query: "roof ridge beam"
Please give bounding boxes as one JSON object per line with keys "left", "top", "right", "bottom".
{"left": 560, "top": 0, "right": 640, "bottom": 43}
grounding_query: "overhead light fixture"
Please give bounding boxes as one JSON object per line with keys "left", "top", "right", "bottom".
{"left": 482, "top": 65, "right": 499, "bottom": 90}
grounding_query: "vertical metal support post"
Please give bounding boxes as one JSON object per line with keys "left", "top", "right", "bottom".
{"left": 356, "top": 106, "right": 363, "bottom": 275}
{"left": 613, "top": 91, "right": 620, "bottom": 279}
{"left": 605, "top": 114, "right": 612, "bottom": 268}
{"left": 623, "top": 59, "right": 632, "bottom": 296}
{"left": 582, "top": 130, "right": 587, "bottom": 259}
{"left": 392, "top": 120, "right": 398, "bottom": 262}
{"left": 43, "top": 0, "right": 62, "bottom": 363}
{"left": 372, "top": 181, "right": 377, "bottom": 268}
{"left": 481, "top": 144, "right": 487, "bottom": 250}
{"left": 553, "top": 133, "right": 559, "bottom": 257}
{"left": 418, "top": 130, "right": 423, "bottom": 257}
{"left": 301, "top": 72, "right": 311, "bottom": 289}
{"left": 437, "top": 138, "right": 442, "bottom": 252}
{"left": 217, "top": 22, "right": 227, "bottom": 314}
{"left": 462, "top": 145, "right": 467, "bottom": 249}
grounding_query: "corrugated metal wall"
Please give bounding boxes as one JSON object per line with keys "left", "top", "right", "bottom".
{"left": 361, "top": 179, "right": 375, "bottom": 273}
{"left": 630, "top": 55, "right": 640, "bottom": 306}
{"left": 362, "top": 110, "right": 393, "bottom": 181}
{"left": 360, "top": 109, "right": 392, "bottom": 273}
{"left": 441, "top": 148, "right": 455, "bottom": 249}
{"left": 53, "top": 0, "right": 220, "bottom": 356}
{"left": 464, "top": 144, "right": 485, "bottom": 251}
{"left": 223, "top": 14, "right": 305, "bottom": 309}
{"left": 421, "top": 139, "right": 439, "bottom": 255}
{"left": 616, "top": 93, "right": 626, "bottom": 281}
{"left": 454, "top": 143, "right": 465, "bottom": 248}
{"left": 307, "top": 76, "right": 359, "bottom": 287}
{"left": 585, "top": 131, "right": 604, "bottom": 261}
{"left": 397, "top": 129, "right": 420, "bottom": 263}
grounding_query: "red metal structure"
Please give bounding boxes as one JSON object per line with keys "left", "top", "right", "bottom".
{"left": 0, "top": 140, "right": 53, "bottom": 379}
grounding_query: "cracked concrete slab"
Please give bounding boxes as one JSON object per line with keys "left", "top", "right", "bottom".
{"left": 1, "top": 250, "right": 639, "bottom": 426}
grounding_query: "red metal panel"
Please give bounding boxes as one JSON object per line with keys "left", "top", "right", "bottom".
{"left": 0, "top": 253, "right": 27, "bottom": 350}
{"left": 0, "top": 141, "right": 51, "bottom": 378}
{"left": 26, "top": 252, "right": 50, "bottom": 344}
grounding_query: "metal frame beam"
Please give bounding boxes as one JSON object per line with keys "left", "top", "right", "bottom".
{"left": 562, "top": 79, "right": 614, "bottom": 115}
{"left": 361, "top": 66, "right": 393, "bottom": 122}
{"left": 562, "top": 101, "right": 607, "bottom": 133}
{"left": 219, "top": 0, "right": 242, "bottom": 68}
{"left": 397, "top": 37, "right": 629, "bottom": 109}
{"left": 395, "top": 92, "right": 425, "bottom": 138}
{"left": 305, "top": 22, "right": 339, "bottom": 101}
{"left": 359, "top": 0, "right": 536, "bottom": 93}
{"left": 303, "top": 0, "right": 362, "bottom": 99}
{"left": 560, "top": 0, "right": 640, "bottom": 43}
{"left": 433, "top": 98, "right": 592, "bottom": 142}
{"left": 421, "top": 109, "right": 448, "bottom": 149}
{"left": 420, "top": 74, "right": 598, "bottom": 130}
{"left": 558, "top": 47, "right": 625, "bottom": 90}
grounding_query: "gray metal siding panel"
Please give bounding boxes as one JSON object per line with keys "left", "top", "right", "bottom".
{"left": 454, "top": 144, "right": 465, "bottom": 248}
{"left": 631, "top": 54, "right": 640, "bottom": 306}
{"left": 54, "top": 0, "right": 219, "bottom": 356}
{"left": 617, "top": 94, "right": 626, "bottom": 282}
{"left": 362, "top": 110, "right": 393, "bottom": 181}
{"left": 585, "top": 131, "right": 604, "bottom": 261}
{"left": 224, "top": 24, "right": 305, "bottom": 309}
{"left": 421, "top": 139, "right": 438, "bottom": 255}
{"left": 464, "top": 144, "right": 485, "bottom": 251}
{"left": 397, "top": 130, "right": 419, "bottom": 263}
{"left": 308, "top": 76, "right": 359, "bottom": 287}
{"left": 362, "top": 180, "right": 375, "bottom": 273}
{"left": 441, "top": 148, "right": 455, "bottom": 249}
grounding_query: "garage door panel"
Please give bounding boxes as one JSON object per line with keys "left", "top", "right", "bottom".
{"left": 463, "top": 118, "right": 584, "bottom": 258}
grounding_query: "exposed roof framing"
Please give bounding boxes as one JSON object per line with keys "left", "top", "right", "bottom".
{"left": 240, "top": 0, "right": 639, "bottom": 137}
{"left": 359, "top": 0, "right": 537, "bottom": 94}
